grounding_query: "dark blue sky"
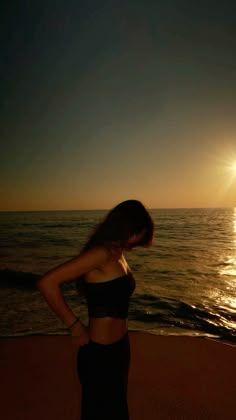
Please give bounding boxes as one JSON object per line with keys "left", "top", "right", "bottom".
{"left": 1, "top": 0, "right": 236, "bottom": 210}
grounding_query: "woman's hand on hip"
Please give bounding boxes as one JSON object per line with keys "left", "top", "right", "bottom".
{"left": 71, "top": 322, "right": 90, "bottom": 347}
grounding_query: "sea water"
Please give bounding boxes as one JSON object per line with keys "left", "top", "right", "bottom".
{"left": 0, "top": 208, "right": 235, "bottom": 343}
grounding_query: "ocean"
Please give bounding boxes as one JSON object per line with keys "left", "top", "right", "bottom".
{"left": 0, "top": 208, "right": 235, "bottom": 344}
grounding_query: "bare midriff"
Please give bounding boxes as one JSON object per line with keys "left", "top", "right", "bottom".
{"left": 88, "top": 317, "right": 128, "bottom": 344}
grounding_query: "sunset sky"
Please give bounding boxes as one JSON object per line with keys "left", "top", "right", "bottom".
{"left": 1, "top": 0, "right": 236, "bottom": 211}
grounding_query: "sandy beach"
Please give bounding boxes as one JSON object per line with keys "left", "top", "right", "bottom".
{"left": 0, "top": 332, "right": 235, "bottom": 420}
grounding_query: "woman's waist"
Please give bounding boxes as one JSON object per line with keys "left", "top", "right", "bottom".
{"left": 88, "top": 317, "right": 128, "bottom": 344}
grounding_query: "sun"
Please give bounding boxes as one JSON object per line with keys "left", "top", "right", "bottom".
{"left": 231, "top": 162, "right": 236, "bottom": 172}
{"left": 230, "top": 162, "right": 236, "bottom": 174}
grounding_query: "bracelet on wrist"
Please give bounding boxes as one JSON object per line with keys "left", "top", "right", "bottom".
{"left": 68, "top": 318, "right": 80, "bottom": 330}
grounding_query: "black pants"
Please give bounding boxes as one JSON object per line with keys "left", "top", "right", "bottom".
{"left": 77, "top": 332, "right": 130, "bottom": 420}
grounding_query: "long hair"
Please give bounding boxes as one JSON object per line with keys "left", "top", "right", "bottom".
{"left": 76, "top": 200, "right": 154, "bottom": 293}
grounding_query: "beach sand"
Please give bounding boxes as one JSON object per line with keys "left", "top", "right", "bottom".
{"left": 0, "top": 332, "right": 235, "bottom": 420}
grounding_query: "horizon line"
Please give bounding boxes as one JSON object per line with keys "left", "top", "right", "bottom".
{"left": 0, "top": 206, "right": 235, "bottom": 212}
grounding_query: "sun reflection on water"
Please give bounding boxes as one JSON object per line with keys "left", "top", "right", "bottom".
{"left": 215, "top": 208, "right": 236, "bottom": 315}
{"left": 218, "top": 208, "right": 236, "bottom": 277}
{"left": 234, "top": 207, "right": 236, "bottom": 246}
{"left": 219, "top": 257, "right": 236, "bottom": 277}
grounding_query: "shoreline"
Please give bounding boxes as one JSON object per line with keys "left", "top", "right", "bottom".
{"left": 1, "top": 332, "right": 235, "bottom": 420}
{"left": 1, "top": 328, "right": 235, "bottom": 347}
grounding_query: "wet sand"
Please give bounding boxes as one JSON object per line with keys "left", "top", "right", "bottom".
{"left": 0, "top": 332, "right": 235, "bottom": 420}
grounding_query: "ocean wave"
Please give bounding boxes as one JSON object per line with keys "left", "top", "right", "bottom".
{"left": 129, "top": 296, "right": 236, "bottom": 343}
{"left": 0, "top": 269, "right": 40, "bottom": 289}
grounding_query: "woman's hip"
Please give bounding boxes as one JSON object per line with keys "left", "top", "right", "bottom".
{"left": 77, "top": 331, "right": 130, "bottom": 384}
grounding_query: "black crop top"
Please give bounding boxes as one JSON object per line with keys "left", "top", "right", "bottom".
{"left": 84, "top": 273, "right": 136, "bottom": 318}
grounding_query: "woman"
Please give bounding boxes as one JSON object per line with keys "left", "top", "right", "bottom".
{"left": 37, "top": 199, "right": 154, "bottom": 420}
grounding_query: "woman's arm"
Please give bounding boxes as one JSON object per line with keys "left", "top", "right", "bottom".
{"left": 37, "top": 246, "right": 109, "bottom": 331}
